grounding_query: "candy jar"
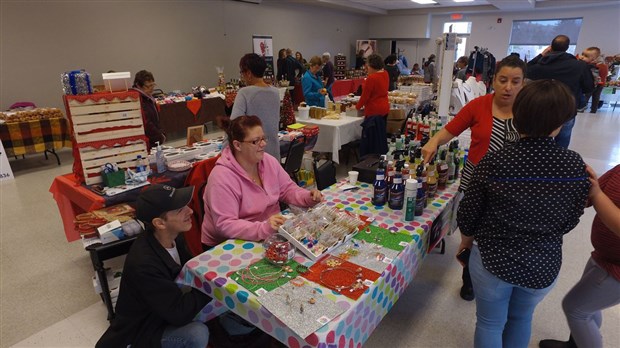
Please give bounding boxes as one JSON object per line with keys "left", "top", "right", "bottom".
{"left": 263, "top": 234, "right": 295, "bottom": 265}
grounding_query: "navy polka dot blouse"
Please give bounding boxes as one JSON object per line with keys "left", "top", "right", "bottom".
{"left": 457, "top": 137, "right": 590, "bottom": 289}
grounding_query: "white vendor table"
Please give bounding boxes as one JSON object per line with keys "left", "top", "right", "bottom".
{"left": 298, "top": 115, "right": 363, "bottom": 164}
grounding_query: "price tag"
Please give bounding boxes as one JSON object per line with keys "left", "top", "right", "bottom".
{"left": 255, "top": 288, "right": 267, "bottom": 297}
{"left": 399, "top": 241, "right": 409, "bottom": 247}
{"left": 382, "top": 257, "right": 393, "bottom": 264}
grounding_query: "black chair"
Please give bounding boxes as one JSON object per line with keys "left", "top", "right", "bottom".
{"left": 313, "top": 159, "right": 337, "bottom": 190}
{"left": 282, "top": 136, "right": 306, "bottom": 183}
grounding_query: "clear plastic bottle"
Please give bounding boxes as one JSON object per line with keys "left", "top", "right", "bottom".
{"left": 135, "top": 155, "right": 147, "bottom": 173}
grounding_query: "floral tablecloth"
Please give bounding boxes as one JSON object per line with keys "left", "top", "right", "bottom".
{"left": 178, "top": 180, "right": 459, "bottom": 348}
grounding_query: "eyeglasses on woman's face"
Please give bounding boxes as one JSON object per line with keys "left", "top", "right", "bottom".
{"left": 240, "top": 136, "right": 267, "bottom": 146}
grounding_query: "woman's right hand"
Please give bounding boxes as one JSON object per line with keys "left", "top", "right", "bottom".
{"left": 319, "top": 88, "right": 327, "bottom": 95}
{"left": 421, "top": 140, "right": 437, "bottom": 164}
{"left": 586, "top": 165, "right": 602, "bottom": 199}
{"left": 268, "top": 214, "right": 286, "bottom": 231}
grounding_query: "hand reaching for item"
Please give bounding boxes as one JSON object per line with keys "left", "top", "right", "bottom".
{"left": 310, "top": 189, "right": 323, "bottom": 203}
{"left": 269, "top": 214, "right": 286, "bottom": 231}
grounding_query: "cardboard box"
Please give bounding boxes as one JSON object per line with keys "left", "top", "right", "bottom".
{"left": 97, "top": 220, "right": 126, "bottom": 244}
{"left": 387, "top": 119, "right": 406, "bottom": 135}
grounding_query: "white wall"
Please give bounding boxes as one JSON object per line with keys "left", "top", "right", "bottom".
{"left": 369, "top": 14, "right": 430, "bottom": 39}
{"left": 418, "top": 4, "right": 620, "bottom": 62}
{"left": 0, "top": 1, "right": 368, "bottom": 110}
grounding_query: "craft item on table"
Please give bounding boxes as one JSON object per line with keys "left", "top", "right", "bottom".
{"left": 101, "top": 163, "right": 125, "bottom": 188}
{"left": 61, "top": 70, "right": 93, "bottom": 95}
{"left": 330, "top": 239, "right": 399, "bottom": 273}
{"left": 0, "top": 108, "right": 64, "bottom": 123}
{"left": 263, "top": 234, "right": 295, "bottom": 265}
{"left": 230, "top": 258, "right": 303, "bottom": 296}
{"left": 354, "top": 224, "right": 412, "bottom": 252}
{"left": 103, "top": 181, "right": 150, "bottom": 197}
{"left": 302, "top": 255, "right": 380, "bottom": 300}
{"left": 257, "top": 281, "right": 345, "bottom": 339}
{"left": 279, "top": 204, "right": 366, "bottom": 260}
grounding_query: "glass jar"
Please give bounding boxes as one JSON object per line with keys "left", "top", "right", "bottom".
{"left": 263, "top": 234, "right": 295, "bottom": 265}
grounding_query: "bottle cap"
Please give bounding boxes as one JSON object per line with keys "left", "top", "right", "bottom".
{"left": 405, "top": 179, "right": 417, "bottom": 190}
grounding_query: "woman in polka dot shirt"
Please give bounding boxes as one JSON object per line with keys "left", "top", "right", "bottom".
{"left": 457, "top": 80, "right": 590, "bottom": 348}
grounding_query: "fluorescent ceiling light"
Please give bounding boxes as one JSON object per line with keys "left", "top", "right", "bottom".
{"left": 411, "top": 0, "right": 437, "bottom": 4}
{"left": 453, "top": 0, "right": 474, "bottom": 2}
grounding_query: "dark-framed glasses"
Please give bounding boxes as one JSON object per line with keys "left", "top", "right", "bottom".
{"left": 241, "top": 136, "right": 267, "bottom": 145}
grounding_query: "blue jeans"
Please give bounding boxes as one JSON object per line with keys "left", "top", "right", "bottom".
{"left": 161, "top": 321, "right": 209, "bottom": 348}
{"left": 563, "top": 257, "right": 620, "bottom": 348}
{"left": 554, "top": 117, "right": 576, "bottom": 149}
{"left": 469, "top": 245, "right": 555, "bottom": 348}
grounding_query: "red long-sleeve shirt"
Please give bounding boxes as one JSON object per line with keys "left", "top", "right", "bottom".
{"left": 356, "top": 71, "right": 389, "bottom": 117}
{"left": 591, "top": 165, "right": 620, "bottom": 281}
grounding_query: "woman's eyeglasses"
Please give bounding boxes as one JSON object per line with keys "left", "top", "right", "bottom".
{"left": 240, "top": 136, "right": 267, "bottom": 145}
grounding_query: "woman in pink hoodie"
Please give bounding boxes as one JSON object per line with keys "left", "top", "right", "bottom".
{"left": 201, "top": 115, "right": 322, "bottom": 249}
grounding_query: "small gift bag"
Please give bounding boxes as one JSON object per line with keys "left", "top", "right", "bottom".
{"left": 61, "top": 70, "right": 93, "bottom": 95}
{"left": 102, "top": 170, "right": 126, "bottom": 188}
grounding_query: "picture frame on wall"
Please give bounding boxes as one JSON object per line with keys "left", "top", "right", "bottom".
{"left": 356, "top": 40, "right": 377, "bottom": 58}
{"left": 186, "top": 125, "right": 204, "bottom": 146}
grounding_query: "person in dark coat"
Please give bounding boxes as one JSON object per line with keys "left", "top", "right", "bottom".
{"left": 526, "top": 35, "right": 594, "bottom": 149}
{"left": 131, "top": 70, "right": 166, "bottom": 149}
{"left": 96, "top": 185, "right": 211, "bottom": 348}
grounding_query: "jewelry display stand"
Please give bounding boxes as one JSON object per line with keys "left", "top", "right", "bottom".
{"left": 330, "top": 239, "right": 399, "bottom": 274}
{"left": 302, "top": 255, "right": 380, "bottom": 300}
{"left": 257, "top": 281, "right": 345, "bottom": 339}
{"left": 353, "top": 225, "right": 412, "bottom": 252}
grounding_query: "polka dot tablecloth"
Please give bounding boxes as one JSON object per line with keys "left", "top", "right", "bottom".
{"left": 177, "top": 180, "right": 459, "bottom": 347}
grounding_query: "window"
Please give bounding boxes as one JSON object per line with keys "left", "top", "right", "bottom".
{"left": 508, "top": 18, "right": 583, "bottom": 60}
{"left": 443, "top": 22, "right": 471, "bottom": 34}
{"left": 444, "top": 22, "right": 471, "bottom": 61}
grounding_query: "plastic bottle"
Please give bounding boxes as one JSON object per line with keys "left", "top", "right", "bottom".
{"left": 447, "top": 152, "right": 456, "bottom": 184}
{"left": 426, "top": 159, "right": 438, "bottom": 202}
{"left": 404, "top": 179, "right": 416, "bottom": 221}
{"left": 386, "top": 160, "right": 395, "bottom": 188}
{"left": 388, "top": 172, "right": 404, "bottom": 210}
{"left": 155, "top": 141, "right": 166, "bottom": 173}
{"left": 372, "top": 168, "right": 387, "bottom": 206}
{"left": 402, "top": 163, "right": 410, "bottom": 181}
{"left": 136, "top": 155, "right": 147, "bottom": 173}
{"left": 415, "top": 165, "right": 426, "bottom": 216}
{"left": 437, "top": 151, "right": 448, "bottom": 190}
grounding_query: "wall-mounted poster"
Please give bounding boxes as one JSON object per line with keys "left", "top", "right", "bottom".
{"left": 253, "top": 35, "right": 274, "bottom": 80}
{"left": 356, "top": 40, "right": 377, "bottom": 58}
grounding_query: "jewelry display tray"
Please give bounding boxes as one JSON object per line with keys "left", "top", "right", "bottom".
{"left": 278, "top": 226, "right": 359, "bottom": 261}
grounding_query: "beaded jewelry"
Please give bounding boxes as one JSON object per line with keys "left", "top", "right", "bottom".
{"left": 319, "top": 267, "right": 365, "bottom": 293}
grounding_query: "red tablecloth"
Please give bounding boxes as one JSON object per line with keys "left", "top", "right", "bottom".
{"left": 332, "top": 78, "right": 365, "bottom": 98}
{"left": 50, "top": 157, "right": 216, "bottom": 243}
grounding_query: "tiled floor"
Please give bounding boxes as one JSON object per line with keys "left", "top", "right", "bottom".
{"left": 2, "top": 107, "right": 619, "bottom": 347}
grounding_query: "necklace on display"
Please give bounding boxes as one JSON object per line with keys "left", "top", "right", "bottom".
{"left": 319, "top": 267, "right": 365, "bottom": 293}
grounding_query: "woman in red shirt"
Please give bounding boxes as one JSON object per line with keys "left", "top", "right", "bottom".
{"left": 421, "top": 55, "right": 527, "bottom": 301}
{"left": 356, "top": 53, "right": 389, "bottom": 157}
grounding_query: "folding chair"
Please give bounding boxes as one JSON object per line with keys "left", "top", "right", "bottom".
{"left": 313, "top": 159, "right": 337, "bottom": 190}
{"left": 282, "top": 136, "right": 306, "bottom": 183}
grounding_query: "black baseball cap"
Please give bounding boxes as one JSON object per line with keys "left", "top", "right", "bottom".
{"left": 136, "top": 184, "right": 194, "bottom": 224}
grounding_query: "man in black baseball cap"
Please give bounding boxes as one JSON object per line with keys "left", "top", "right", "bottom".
{"left": 97, "top": 184, "right": 211, "bottom": 348}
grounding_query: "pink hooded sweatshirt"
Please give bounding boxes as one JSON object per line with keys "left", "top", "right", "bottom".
{"left": 201, "top": 146, "right": 317, "bottom": 246}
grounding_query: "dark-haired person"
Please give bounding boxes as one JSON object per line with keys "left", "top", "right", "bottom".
{"left": 458, "top": 79, "right": 590, "bottom": 348}
{"left": 302, "top": 56, "right": 327, "bottom": 107}
{"left": 455, "top": 56, "right": 469, "bottom": 82}
{"left": 384, "top": 54, "right": 400, "bottom": 91}
{"left": 423, "top": 54, "right": 438, "bottom": 91}
{"left": 356, "top": 53, "right": 390, "bottom": 157}
{"left": 97, "top": 185, "right": 211, "bottom": 348}
{"left": 526, "top": 35, "right": 594, "bottom": 148}
{"left": 132, "top": 70, "right": 165, "bottom": 148}
{"left": 232, "top": 53, "right": 281, "bottom": 160}
{"left": 201, "top": 115, "right": 322, "bottom": 249}
{"left": 422, "top": 55, "right": 526, "bottom": 301}
{"left": 276, "top": 48, "right": 287, "bottom": 81}
{"left": 322, "top": 52, "right": 335, "bottom": 102}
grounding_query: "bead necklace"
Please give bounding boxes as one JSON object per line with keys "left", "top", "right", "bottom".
{"left": 319, "top": 267, "right": 365, "bottom": 293}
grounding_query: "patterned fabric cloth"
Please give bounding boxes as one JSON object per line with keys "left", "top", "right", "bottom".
{"left": 0, "top": 117, "right": 70, "bottom": 157}
{"left": 458, "top": 137, "right": 590, "bottom": 289}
